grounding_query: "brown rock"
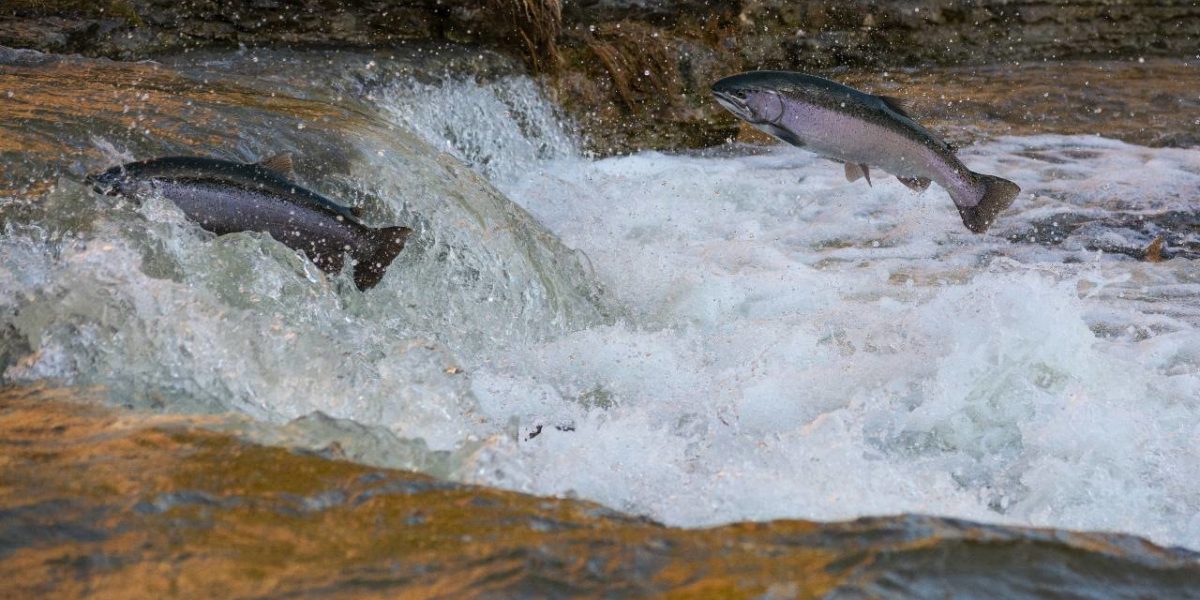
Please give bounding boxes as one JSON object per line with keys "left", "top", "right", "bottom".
{"left": 2, "top": 1, "right": 1198, "bottom": 153}
{"left": 2, "top": 384, "right": 1197, "bottom": 599}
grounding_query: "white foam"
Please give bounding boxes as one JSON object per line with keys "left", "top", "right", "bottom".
{"left": 463, "top": 124, "right": 1200, "bottom": 548}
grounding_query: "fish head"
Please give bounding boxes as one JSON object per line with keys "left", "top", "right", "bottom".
{"left": 711, "top": 84, "right": 755, "bottom": 122}
{"left": 85, "top": 165, "right": 135, "bottom": 197}
{"left": 711, "top": 73, "right": 788, "bottom": 126}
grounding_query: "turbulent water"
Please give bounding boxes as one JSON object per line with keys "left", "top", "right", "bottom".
{"left": 388, "top": 75, "right": 1200, "bottom": 548}
{"left": 3, "top": 50, "right": 1199, "bottom": 552}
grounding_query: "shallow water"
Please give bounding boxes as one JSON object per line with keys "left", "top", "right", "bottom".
{"left": 2, "top": 48, "right": 1199, "bottom": 552}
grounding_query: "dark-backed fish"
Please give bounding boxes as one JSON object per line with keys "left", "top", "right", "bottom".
{"left": 712, "top": 71, "right": 1020, "bottom": 233}
{"left": 87, "top": 154, "right": 410, "bottom": 290}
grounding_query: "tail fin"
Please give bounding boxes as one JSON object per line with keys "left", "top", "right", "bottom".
{"left": 955, "top": 173, "right": 1020, "bottom": 233}
{"left": 353, "top": 225, "right": 411, "bottom": 290}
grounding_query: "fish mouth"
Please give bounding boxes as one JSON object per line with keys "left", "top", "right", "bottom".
{"left": 712, "top": 90, "right": 752, "bottom": 122}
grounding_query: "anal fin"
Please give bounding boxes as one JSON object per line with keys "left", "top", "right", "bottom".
{"left": 896, "top": 176, "right": 931, "bottom": 192}
{"left": 844, "top": 162, "right": 863, "bottom": 182}
{"left": 844, "top": 162, "right": 872, "bottom": 186}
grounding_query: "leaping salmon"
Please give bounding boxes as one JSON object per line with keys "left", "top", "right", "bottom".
{"left": 711, "top": 71, "right": 1019, "bottom": 233}
{"left": 87, "top": 154, "right": 410, "bottom": 290}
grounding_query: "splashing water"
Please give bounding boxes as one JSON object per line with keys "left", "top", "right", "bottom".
{"left": 377, "top": 77, "right": 1200, "bottom": 548}
{"left": 383, "top": 76, "right": 580, "bottom": 182}
{"left": 0, "top": 52, "right": 607, "bottom": 451}
{"left": 2, "top": 52, "right": 1199, "bottom": 551}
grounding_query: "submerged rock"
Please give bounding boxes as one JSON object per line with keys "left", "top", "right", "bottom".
{"left": 1010, "top": 210, "right": 1200, "bottom": 261}
{"left": 2, "top": 385, "right": 1198, "bottom": 599}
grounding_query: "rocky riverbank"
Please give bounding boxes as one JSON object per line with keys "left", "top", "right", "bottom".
{"left": 3, "top": 385, "right": 1198, "bottom": 598}
{"left": 4, "top": 1, "right": 1199, "bottom": 152}
{"left": 4, "top": 11, "right": 1200, "bottom": 597}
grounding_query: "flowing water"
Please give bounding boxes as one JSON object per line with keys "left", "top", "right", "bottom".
{"left": 2, "top": 48, "right": 1199, "bottom": 555}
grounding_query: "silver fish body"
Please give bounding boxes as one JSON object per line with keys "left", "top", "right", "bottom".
{"left": 87, "top": 156, "right": 410, "bottom": 290}
{"left": 712, "top": 71, "right": 1019, "bottom": 233}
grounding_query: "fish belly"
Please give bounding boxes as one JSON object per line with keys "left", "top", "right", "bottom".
{"left": 155, "top": 180, "right": 366, "bottom": 274}
{"left": 778, "top": 102, "right": 931, "bottom": 179}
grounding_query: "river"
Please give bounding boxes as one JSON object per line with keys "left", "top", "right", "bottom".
{"left": 2, "top": 45, "right": 1198, "bottom": 574}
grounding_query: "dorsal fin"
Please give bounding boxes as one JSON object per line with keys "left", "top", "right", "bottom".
{"left": 258, "top": 152, "right": 297, "bottom": 178}
{"left": 877, "top": 95, "right": 913, "bottom": 119}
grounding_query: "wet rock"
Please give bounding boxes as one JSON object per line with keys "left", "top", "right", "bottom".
{"left": 2, "top": 385, "right": 1198, "bottom": 599}
{"left": 4, "top": 1, "right": 1199, "bottom": 153}
{"left": 1010, "top": 210, "right": 1200, "bottom": 261}
{"left": 561, "top": 0, "right": 738, "bottom": 25}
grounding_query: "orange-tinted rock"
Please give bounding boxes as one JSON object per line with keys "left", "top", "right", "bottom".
{"left": 2, "top": 385, "right": 1197, "bottom": 599}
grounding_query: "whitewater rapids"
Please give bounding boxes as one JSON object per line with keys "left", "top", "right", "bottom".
{"left": 3, "top": 58, "right": 1197, "bottom": 550}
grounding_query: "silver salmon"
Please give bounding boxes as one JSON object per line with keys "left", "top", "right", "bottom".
{"left": 712, "top": 71, "right": 1019, "bottom": 233}
{"left": 87, "top": 154, "right": 410, "bottom": 290}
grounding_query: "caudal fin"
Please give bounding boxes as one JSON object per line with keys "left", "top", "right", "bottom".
{"left": 956, "top": 173, "right": 1020, "bottom": 233}
{"left": 353, "top": 225, "right": 411, "bottom": 290}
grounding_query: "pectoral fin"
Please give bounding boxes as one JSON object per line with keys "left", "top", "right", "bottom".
{"left": 896, "top": 176, "right": 931, "bottom": 192}
{"left": 759, "top": 123, "right": 806, "bottom": 148}
{"left": 844, "top": 162, "right": 872, "bottom": 186}
{"left": 258, "top": 152, "right": 297, "bottom": 179}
